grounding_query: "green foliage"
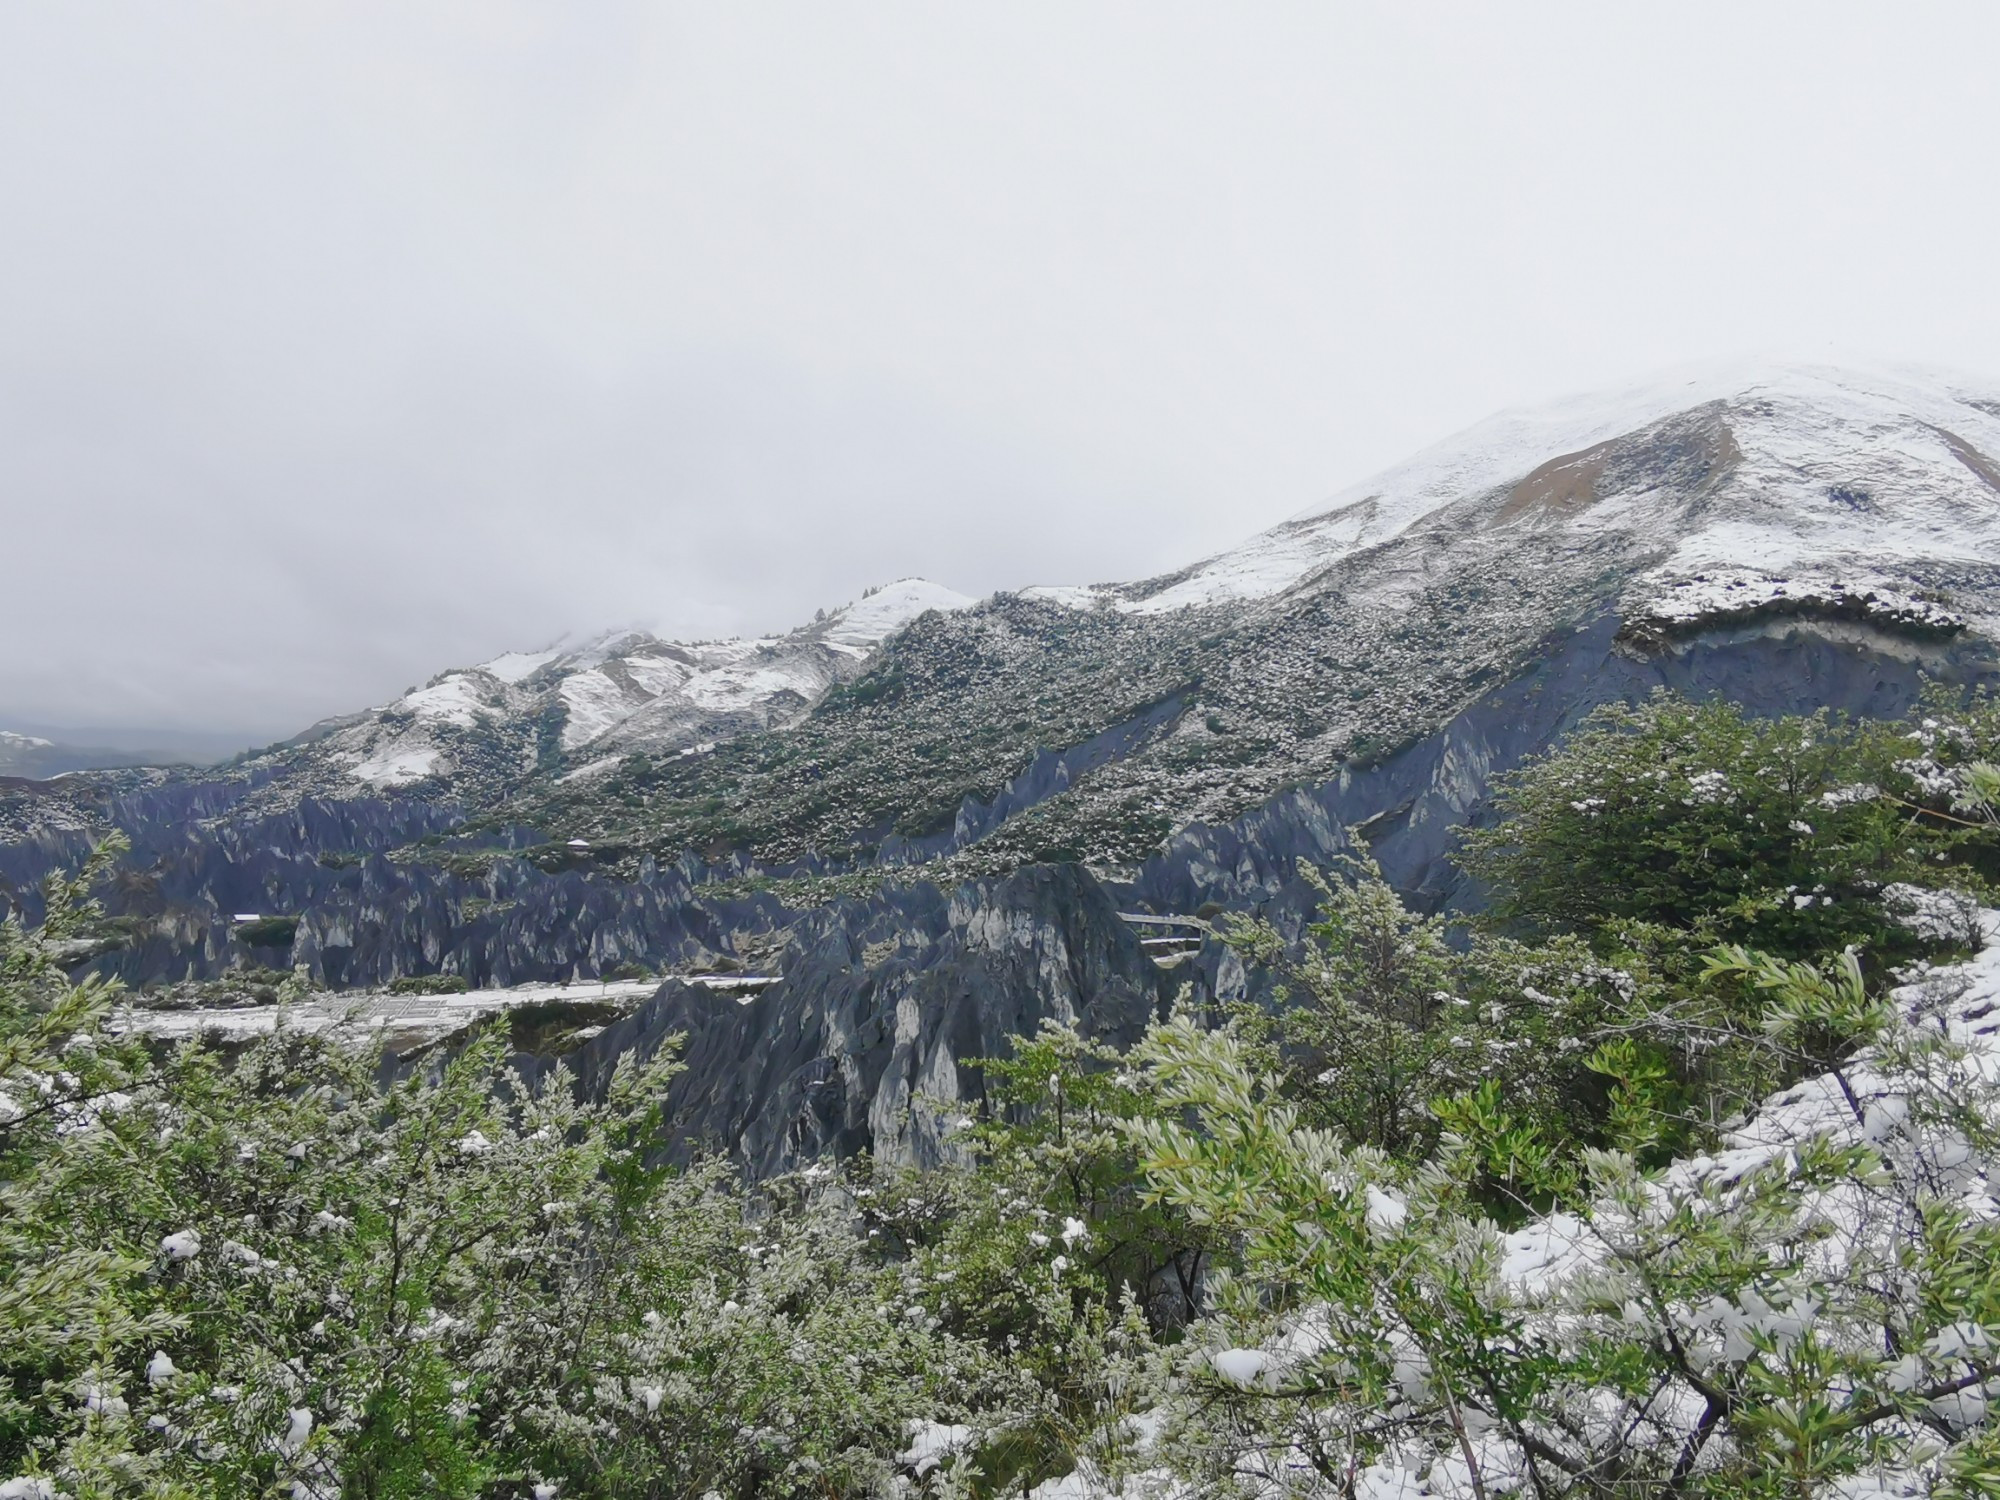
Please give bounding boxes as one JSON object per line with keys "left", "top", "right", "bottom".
{"left": 1123, "top": 987, "right": 2000, "bottom": 1497}
{"left": 386, "top": 973, "right": 470, "bottom": 996}
{"left": 17, "top": 684, "right": 2000, "bottom": 1496}
{"left": 852, "top": 1021, "right": 1190, "bottom": 1490}
{"left": 0, "top": 847, "right": 992, "bottom": 1498}
{"left": 1223, "top": 849, "right": 1822, "bottom": 1202}
{"left": 231, "top": 915, "right": 299, "bottom": 949}
{"left": 1227, "top": 852, "right": 1471, "bottom": 1159}
{"left": 1460, "top": 690, "right": 2000, "bottom": 958}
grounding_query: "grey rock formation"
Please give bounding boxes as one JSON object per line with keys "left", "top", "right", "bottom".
{"left": 527, "top": 863, "right": 1169, "bottom": 1177}
{"left": 1126, "top": 609, "right": 1998, "bottom": 924}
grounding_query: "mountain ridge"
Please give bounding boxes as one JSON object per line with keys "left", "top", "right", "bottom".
{"left": 165, "top": 360, "right": 2000, "bottom": 830}
{"left": 10, "top": 360, "right": 2000, "bottom": 1178}
{"left": 10, "top": 360, "right": 2000, "bottom": 975}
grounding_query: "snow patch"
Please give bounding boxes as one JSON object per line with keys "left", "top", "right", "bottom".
{"left": 899, "top": 1419, "right": 976, "bottom": 1475}
{"left": 348, "top": 741, "right": 440, "bottom": 787}
{"left": 820, "top": 579, "right": 974, "bottom": 654}
{"left": 398, "top": 674, "right": 494, "bottom": 728}
{"left": 1019, "top": 584, "right": 1110, "bottom": 611}
{"left": 1627, "top": 571, "right": 1964, "bottom": 641}
{"left": 1102, "top": 360, "right": 2000, "bottom": 617}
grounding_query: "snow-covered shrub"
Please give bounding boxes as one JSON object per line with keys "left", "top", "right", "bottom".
{"left": 1459, "top": 692, "right": 2000, "bottom": 961}
{"left": 0, "top": 843, "right": 989, "bottom": 1498}
{"left": 1122, "top": 939, "right": 2000, "bottom": 1497}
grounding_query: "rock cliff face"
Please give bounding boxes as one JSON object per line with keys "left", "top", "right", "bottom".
{"left": 1126, "top": 609, "right": 1997, "bottom": 922}
{"left": 526, "top": 864, "right": 1169, "bottom": 1178}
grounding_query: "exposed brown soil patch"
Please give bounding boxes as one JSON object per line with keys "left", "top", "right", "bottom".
{"left": 1491, "top": 440, "right": 1615, "bottom": 525}
{"left": 1491, "top": 408, "right": 1740, "bottom": 529}
{"left": 1932, "top": 425, "right": 2000, "bottom": 496}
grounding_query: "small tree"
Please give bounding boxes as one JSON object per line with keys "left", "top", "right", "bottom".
{"left": 1459, "top": 693, "right": 1989, "bottom": 960}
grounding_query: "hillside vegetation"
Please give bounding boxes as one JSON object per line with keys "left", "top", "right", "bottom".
{"left": 10, "top": 686, "right": 2000, "bottom": 1497}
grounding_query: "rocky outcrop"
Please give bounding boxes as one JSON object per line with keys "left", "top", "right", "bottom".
{"left": 1125, "top": 612, "right": 2000, "bottom": 1008}
{"left": 291, "top": 855, "right": 792, "bottom": 990}
{"left": 530, "top": 863, "right": 1169, "bottom": 1177}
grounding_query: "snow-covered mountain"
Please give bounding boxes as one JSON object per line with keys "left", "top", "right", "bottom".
{"left": 272, "top": 578, "right": 974, "bottom": 794}
{"left": 517, "top": 360, "right": 2000, "bottom": 875}
{"left": 17, "top": 358, "right": 2000, "bottom": 949}
{"left": 1028, "top": 359, "right": 2000, "bottom": 624}
{"left": 241, "top": 360, "right": 2000, "bottom": 824}
{"left": 0, "top": 730, "right": 54, "bottom": 777}
{"left": 11, "top": 358, "right": 2000, "bottom": 1182}
{"left": 0, "top": 727, "right": 227, "bottom": 780}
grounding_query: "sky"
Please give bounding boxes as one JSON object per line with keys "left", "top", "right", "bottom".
{"left": 4, "top": 3, "right": 2000, "bottom": 744}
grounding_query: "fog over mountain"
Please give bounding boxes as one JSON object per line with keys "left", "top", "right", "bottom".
{"left": 5, "top": 4, "right": 2000, "bottom": 740}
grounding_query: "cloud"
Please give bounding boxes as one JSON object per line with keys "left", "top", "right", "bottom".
{"left": 3, "top": 2, "right": 1999, "bottom": 738}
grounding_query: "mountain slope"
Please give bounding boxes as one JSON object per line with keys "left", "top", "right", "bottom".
{"left": 246, "top": 578, "right": 974, "bottom": 806}
{"left": 11, "top": 367, "right": 2000, "bottom": 928}
{"left": 10, "top": 360, "right": 2000, "bottom": 1175}
{"left": 517, "top": 362, "right": 2000, "bottom": 879}
{"left": 1034, "top": 359, "right": 2000, "bottom": 616}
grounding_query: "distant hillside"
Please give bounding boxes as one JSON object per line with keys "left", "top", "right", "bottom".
{"left": 0, "top": 726, "right": 237, "bottom": 780}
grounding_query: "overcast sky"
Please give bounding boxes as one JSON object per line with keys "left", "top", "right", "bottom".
{"left": 4, "top": 3, "right": 1999, "bottom": 742}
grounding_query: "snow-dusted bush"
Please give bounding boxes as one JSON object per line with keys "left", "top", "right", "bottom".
{"left": 0, "top": 845, "right": 990, "bottom": 1498}
{"left": 1120, "top": 933, "right": 2000, "bottom": 1496}
{"left": 1460, "top": 692, "right": 2000, "bottom": 961}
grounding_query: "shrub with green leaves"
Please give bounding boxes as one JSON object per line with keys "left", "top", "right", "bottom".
{"left": 851, "top": 1021, "right": 1193, "bottom": 1493}
{"left": 1219, "top": 848, "right": 1867, "bottom": 1202}
{"left": 0, "top": 847, "right": 989, "bottom": 1499}
{"left": 1459, "top": 690, "right": 2000, "bottom": 959}
{"left": 1123, "top": 942, "right": 2000, "bottom": 1497}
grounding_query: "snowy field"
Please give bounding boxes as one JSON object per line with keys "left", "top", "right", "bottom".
{"left": 108, "top": 975, "right": 785, "bottom": 1047}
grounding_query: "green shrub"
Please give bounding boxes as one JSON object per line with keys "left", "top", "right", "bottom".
{"left": 1458, "top": 691, "right": 2000, "bottom": 959}
{"left": 387, "top": 972, "right": 471, "bottom": 996}
{"left": 0, "top": 845, "right": 997, "bottom": 1496}
{"left": 231, "top": 914, "right": 299, "bottom": 948}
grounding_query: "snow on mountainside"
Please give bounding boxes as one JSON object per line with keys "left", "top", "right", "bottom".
{"left": 113, "top": 360, "right": 2000, "bottom": 877}
{"left": 1026, "top": 361, "right": 2000, "bottom": 621}
{"left": 562, "top": 359, "right": 2000, "bottom": 875}
{"left": 279, "top": 579, "right": 973, "bottom": 793}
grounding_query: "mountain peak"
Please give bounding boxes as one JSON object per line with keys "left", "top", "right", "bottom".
{"left": 287, "top": 577, "right": 977, "bottom": 791}
{"left": 1028, "top": 359, "right": 2000, "bottom": 618}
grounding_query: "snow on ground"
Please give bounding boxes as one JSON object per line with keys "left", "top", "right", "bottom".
{"left": 898, "top": 1420, "right": 976, "bottom": 1476}
{"left": 1120, "top": 498, "right": 1391, "bottom": 615}
{"left": 682, "top": 661, "right": 821, "bottom": 711}
{"left": 1018, "top": 584, "right": 1111, "bottom": 611}
{"left": 557, "top": 754, "right": 624, "bottom": 784}
{"left": 1628, "top": 572, "right": 1966, "bottom": 638}
{"left": 618, "top": 652, "right": 695, "bottom": 697}
{"left": 476, "top": 647, "right": 562, "bottom": 684}
{"left": 557, "top": 668, "right": 647, "bottom": 750}
{"left": 116, "top": 976, "right": 666, "bottom": 1045}
{"left": 441, "top": 580, "right": 976, "bottom": 756}
{"left": 819, "top": 578, "right": 975, "bottom": 654}
{"left": 1633, "top": 363, "right": 2000, "bottom": 588}
{"left": 347, "top": 741, "right": 439, "bottom": 787}
{"left": 398, "top": 673, "right": 495, "bottom": 729}
{"left": 1026, "top": 912, "right": 2000, "bottom": 1498}
{"left": 117, "top": 972, "right": 785, "bottom": 1045}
